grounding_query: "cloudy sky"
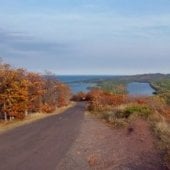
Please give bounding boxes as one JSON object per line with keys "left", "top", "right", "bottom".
{"left": 0, "top": 0, "right": 170, "bottom": 75}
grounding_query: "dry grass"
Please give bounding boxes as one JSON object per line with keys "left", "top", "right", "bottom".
{"left": 0, "top": 102, "right": 76, "bottom": 134}
{"left": 149, "top": 112, "right": 170, "bottom": 168}
{"left": 88, "top": 100, "right": 170, "bottom": 168}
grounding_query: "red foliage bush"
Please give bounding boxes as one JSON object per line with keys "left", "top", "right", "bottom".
{"left": 87, "top": 88, "right": 125, "bottom": 112}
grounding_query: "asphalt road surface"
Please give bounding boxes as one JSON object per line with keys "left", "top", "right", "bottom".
{"left": 0, "top": 103, "right": 85, "bottom": 170}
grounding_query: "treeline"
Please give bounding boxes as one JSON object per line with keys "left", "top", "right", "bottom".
{"left": 0, "top": 62, "right": 71, "bottom": 120}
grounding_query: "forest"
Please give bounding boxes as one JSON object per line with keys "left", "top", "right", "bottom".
{"left": 0, "top": 61, "right": 71, "bottom": 121}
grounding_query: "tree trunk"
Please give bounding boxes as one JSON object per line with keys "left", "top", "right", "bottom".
{"left": 3, "top": 103, "right": 7, "bottom": 121}
{"left": 25, "top": 110, "right": 28, "bottom": 117}
{"left": 4, "top": 112, "right": 7, "bottom": 121}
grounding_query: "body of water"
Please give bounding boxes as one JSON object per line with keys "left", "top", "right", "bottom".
{"left": 57, "top": 76, "right": 156, "bottom": 96}
{"left": 127, "top": 82, "right": 155, "bottom": 96}
{"left": 57, "top": 75, "right": 114, "bottom": 94}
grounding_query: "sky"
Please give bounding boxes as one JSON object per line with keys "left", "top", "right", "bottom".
{"left": 0, "top": 0, "right": 170, "bottom": 75}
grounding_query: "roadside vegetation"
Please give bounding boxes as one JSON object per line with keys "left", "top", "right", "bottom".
{"left": 151, "top": 79, "right": 170, "bottom": 105}
{"left": 72, "top": 84, "right": 170, "bottom": 168}
{"left": 0, "top": 61, "right": 71, "bottom": 121}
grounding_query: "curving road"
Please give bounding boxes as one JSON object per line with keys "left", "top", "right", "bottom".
{"left": 0, "top": 103, "right": 85, "bottom": 170}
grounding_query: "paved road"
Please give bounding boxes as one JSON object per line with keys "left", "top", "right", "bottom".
{"left": 0, "top": 103, "right": 85, "bottom": 170}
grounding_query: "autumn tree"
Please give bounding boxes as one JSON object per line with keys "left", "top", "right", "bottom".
{"left": 0, "top": 64, "right": 29, "bottom": 120}
{"left": 0, "top": 60, "right": 71, "bottom": 120}
{"left": 55, "top": 82, "right": 71, "bottom": 107}
{"left": 27, "top": 72, "right": 45, "bottom": 113}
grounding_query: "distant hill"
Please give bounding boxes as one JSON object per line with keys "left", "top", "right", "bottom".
{"left": 112, "top": 73, "right": 170, "bottom": 83}
{"left": 43, "top": 73, "right": 170, "bottom": 84}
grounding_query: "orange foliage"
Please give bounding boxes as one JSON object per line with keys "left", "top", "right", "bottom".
{"left": 87, "top": 88, "right": 125, "bottom": 112}
{"left": 27, "top": 72, "right": 45, "bottom": 112}
{"left": 125, "top": 95, "right": 170, "bottom": 119}
{"left": 41, "top": 103, "right": 56, "bottom": 113}
{"left": 56, "top": 83, "right": 71, "bottom": 107}
{"left": 0, "top": 61, "right": 71, "bottom": 120}
{"left": 0, "top": 66, "right": 29, "bottom": 119}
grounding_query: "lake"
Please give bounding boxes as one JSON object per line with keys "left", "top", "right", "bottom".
{"left": 57, "top": 75, "right": 114, "bottom": 94}
{"left": 57, "top": 76, "right": 156, "bottom": 96}
{"left": 127, "top": 82, "right": 155, "bottom": 96}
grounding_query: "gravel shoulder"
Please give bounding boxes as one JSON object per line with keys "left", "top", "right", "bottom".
{"left": 57, "top": 113, "right": 166, "bottom": 170}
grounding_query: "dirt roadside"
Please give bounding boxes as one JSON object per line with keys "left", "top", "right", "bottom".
{"left": 57, "top": 113, "right": 166, "bottom": 170}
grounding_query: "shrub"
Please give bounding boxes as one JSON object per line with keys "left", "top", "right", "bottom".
{"left": 87, "top": 88, "right": 125, "bottom": 112}
{"left": 123, "top": 104, "right": 152, "bottom": 118}
{"left": 71, "top": 92, "right": 87, "bottom": 101}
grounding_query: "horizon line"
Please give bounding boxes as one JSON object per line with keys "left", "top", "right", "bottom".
{"left": 48, "top": 73, "right": 170, "bottom": 76}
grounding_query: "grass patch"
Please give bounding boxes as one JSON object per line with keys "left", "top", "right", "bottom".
{"left": 90, "top": 104, "right": 152, "bottom": 128}
{"left": 122, "top": 104, "right": 152, "bottom": 119}
{"left": 149, "top": 113, "right": 170, "bottom": 168}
